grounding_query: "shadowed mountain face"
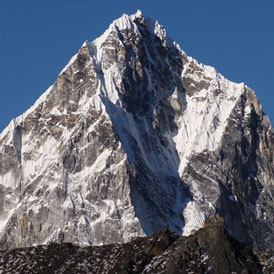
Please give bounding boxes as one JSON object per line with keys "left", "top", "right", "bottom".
{"left": 0, "top": 216, "right": 273, "bottom": 274}
{"left": 0, "top": 10, "right": 273, "bottom": 250}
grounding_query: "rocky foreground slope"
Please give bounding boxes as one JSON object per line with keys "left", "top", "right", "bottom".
{"left": 0, "top": 216, "right": 273, "bottom": 274}
{"left": 0, "top": 10, "right": 273, "bottom": 250}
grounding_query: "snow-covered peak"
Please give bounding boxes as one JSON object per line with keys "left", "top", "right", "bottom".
{"left": 135, "top": 9, "right": 143, "bottom": 17}
{"left": 111, "top": 12, "right": 139, "bottom": 33}
{"left": 90, "top": 10, "right": 178, "bottom": 55}
{"left": 1, "top": 10, "right": 273, "bottom": 252}
{"left": 92, "top": 11, "right": 142, "bottom": 47}
{"left": 145, "top": 15, "right": 172, "bottom": 45}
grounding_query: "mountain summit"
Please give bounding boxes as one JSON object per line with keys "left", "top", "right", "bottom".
{"left": 0, "top": 10, "right": 273, "bottom": 250}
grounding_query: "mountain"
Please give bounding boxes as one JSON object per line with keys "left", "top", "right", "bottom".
{"left": 0, "top": 10, "right": 273, "bottom": 251}
{"left": 1, "top": 216, "right": 273, "bottom": 274}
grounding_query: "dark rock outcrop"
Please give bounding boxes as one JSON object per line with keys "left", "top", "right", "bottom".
{"left": 0, "top": 216, "right": 273, "bottom": 274}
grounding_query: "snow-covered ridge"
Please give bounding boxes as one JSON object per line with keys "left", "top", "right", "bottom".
{"left": 174, "top": 58, "right": 246, "bottom": 175}
{"left": 0, "top": 85, "right": 54, "bottom": 143}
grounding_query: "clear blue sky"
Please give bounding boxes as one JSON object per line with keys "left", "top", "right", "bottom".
{"left": 0, "top": 1, "right": 273, "bottom": 132}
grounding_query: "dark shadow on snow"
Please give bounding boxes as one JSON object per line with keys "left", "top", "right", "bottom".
{"left": 100, "top": 16, "right": 192, "bottom": 236}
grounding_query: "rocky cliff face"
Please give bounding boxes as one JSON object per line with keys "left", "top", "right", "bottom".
{"left": 1, "top": 216, "right": 273, "bottom": 274}
{"left": 0, "top": 10, "right": 273, "bottom": 250}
